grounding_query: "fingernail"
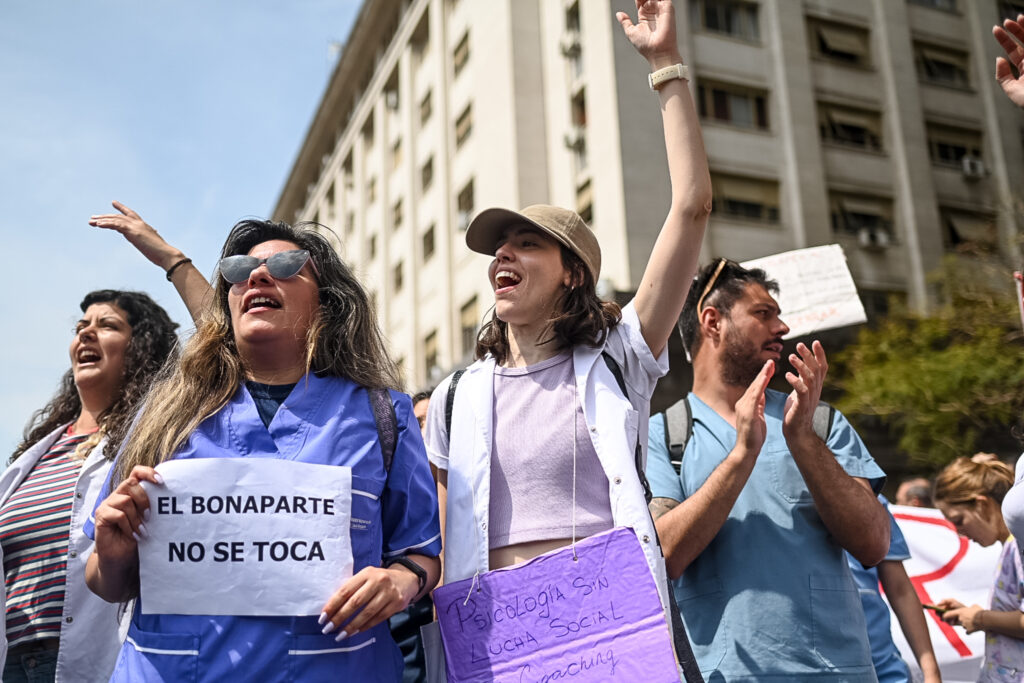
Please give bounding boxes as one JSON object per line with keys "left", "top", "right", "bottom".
{"left": 132, "top": 531, "right": 141, "bottom": 543}
{"left": 153, "top": 473, "right": 165, "bottom": 485}
{"left": 317, "top": 612, "right": 328, "bottom": 626}
{"left": 321, "top": 621, "right": 337, "bottom": 635}
{"left": 334, "top": 630, "right": 349, "bottom": 642}
{"left": 143, "top": 507, "right": 151, "bottom": 523}
{"left": 138, "top": 523, "right": 149, "bottom": 539}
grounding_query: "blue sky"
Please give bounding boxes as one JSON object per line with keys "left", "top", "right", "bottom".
{"left": 0, "top": 1, "right": 362, "bottom": 456}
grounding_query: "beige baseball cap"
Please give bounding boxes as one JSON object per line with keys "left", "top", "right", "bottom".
{"left": 465, "top": 204, "right": 601, "bottom": 281}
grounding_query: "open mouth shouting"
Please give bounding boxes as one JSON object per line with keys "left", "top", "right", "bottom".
{"left": 243, "top": 293, "right": 283, "bottom": 313}
{"left": 76, "top": 347, "right": 102, "bottom": 366}
{"left": 494, "top": 270, "right": 522, "bottom": 294}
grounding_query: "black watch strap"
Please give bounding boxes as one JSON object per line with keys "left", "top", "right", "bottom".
{"left": 386, "top": 556, "right": 427, "bottom": 597}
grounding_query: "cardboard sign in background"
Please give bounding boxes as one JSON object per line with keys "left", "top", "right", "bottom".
{"left": 139, "top": 458, "right": 354, "bottom": 616}
{"left": 433, "top": 527, "right": 679, "bottom": 683}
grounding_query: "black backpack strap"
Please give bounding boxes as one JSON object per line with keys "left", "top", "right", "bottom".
{"left": 444, "top": 369, "right": 466, "bottom": 440}
{"left": 663, "top": 396, "right": 693, "bottom": 475}
{"left": 600, "top": 352, "right": 653, "bottom": 505}
{"left": 812, "top": 401, "right": 836, "bottom": 443}
{"left": 368, "top": 388, "right": 398, "bottom": 474}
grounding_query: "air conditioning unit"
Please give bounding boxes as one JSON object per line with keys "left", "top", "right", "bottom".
{"left": 961, "top": 155, "right": 985, "bottom": 180}
{"left": 457, "top": 210, "right": 472, "bottom": 232}
{"left": 560, "top": 31, "right": 581, "bottom": 58}
{"left": 385, "top": 91, "right": 400, "bottom": 111}
{"left": 857, "top": 226, "right": 891, "bottom": 250}
{"left": 564, "top": 126, "right": 586, "bottom": 151}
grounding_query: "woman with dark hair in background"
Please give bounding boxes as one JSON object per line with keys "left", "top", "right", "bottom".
{"left": 85, "top": 219, "right": 441, "bottom": 681}
{"left": 1, "top": 290, "right": 178, "bottom": 682}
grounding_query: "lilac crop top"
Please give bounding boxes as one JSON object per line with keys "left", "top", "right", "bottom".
{"left": 488, "top": 351, "right": 614, "bottom": 548}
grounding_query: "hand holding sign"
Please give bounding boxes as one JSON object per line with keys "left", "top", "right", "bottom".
{"left": 90, "top": 465, "right": 164, "bottom": 603}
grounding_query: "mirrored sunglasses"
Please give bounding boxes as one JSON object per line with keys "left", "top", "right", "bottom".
{"left": 218, "top": 249, "right": 319, "bottom": 284}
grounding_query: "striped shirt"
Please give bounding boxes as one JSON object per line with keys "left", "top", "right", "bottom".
{"left": 1, "top": 430, "right": 86, "bottom": 646}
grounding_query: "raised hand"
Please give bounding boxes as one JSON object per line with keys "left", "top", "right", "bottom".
{"left": 993, "top": 15, "right": 1024, "bottom": 109}
{"left": 735, "top": 359, "right": 773, "bottom": 458}
{"left": 782, "top": 340, "right": 828, "bottom": 443}
{"left": 89, "top": 201, "right": 185, "bottom": 271}
{"left": 616, "top": 0, "right": 682, "bottom": 68}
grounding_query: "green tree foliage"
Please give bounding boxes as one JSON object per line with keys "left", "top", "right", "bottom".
{"left": 833, "top": 257, "right": 1024, "bottom": 467}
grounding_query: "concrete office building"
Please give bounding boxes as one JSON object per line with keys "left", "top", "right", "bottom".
{"left": 274, "top": 0, "right": 1024, "bottom": 391}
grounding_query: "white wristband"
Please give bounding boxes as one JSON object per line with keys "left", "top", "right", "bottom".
{"left": 648, "top": 63, "right": 689, "bottom": 91}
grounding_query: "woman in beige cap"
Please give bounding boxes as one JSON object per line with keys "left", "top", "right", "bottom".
{"left": 423, "top": 0, "right": 709, "bottom": 676}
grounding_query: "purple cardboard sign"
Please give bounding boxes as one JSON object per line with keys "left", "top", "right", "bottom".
{"left": 434, "top": 527, "right": 680, "bottom": 682}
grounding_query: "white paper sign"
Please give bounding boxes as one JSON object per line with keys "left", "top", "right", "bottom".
{"left": 742, "top": 244, "right": 867, "bottom": 339}
{"left": 139, "top": 458, "right": 354, "bottom": 616}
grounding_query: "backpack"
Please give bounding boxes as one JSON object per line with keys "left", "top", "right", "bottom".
{"left": 661, "top": 394, "right": 835, "bottom": 472}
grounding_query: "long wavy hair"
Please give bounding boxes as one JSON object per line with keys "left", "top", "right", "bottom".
{"left": 475, "top": 247, "right": 620, "bottom": 364}
{"left": 113, "top": 220, "right": 401, "bottom": 483}
{"left": 12, "top": 290, "right": 179, "bottom": 463}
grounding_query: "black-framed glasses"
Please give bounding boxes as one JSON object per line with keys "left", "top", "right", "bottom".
{"left": 218, "top": 249, "right": 320, "bottom": 284}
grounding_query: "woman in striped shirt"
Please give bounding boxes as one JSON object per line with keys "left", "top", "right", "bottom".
{"left": 0, "top": 290, "right": 178, "bottom": 682}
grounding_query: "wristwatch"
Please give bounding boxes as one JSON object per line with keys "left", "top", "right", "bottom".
{"left": 648, "top": 63, "right": 690, "bottom": 91}
{"left": 386, "top": 556, "right": 427, "bottom": 597}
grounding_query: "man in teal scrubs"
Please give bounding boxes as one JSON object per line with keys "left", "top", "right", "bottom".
{"left": 646, "top": 260, "right": 890, "bottom": 681}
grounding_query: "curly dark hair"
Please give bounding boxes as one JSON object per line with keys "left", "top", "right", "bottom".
{"left": 12, "top": 290, "right": 179, "bottom": 463}
{"left": 475, "top": 247, "right": 621, "bottom": 364}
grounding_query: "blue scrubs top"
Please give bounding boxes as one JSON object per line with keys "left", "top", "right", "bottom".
{"left": 88, "top": 374, "right": 441, "bottom": 683}
{"left": 647, "top": 389, "right": 885, "bottom": 681}
{"left": 847, "top": 498, "right": 912, "bottom": 683}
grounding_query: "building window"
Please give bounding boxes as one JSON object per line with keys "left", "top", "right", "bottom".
{"left": 690, "top": 0, "right": 759, "bottom": 42}
{"left": 914, "top": 42, "right": 970, "bottom": 88}
{"left": 818, "top": 103, "right": 883, "bottom": 151}
{"left": 457, "top": 180, "right": 474, "bottom": 231}
{"left": 455, "top": 103, "right": 473, "bottom": 147}
{"left": 367, "top": 176, "right": 377, "bottom": 203}
{"left": 926, "top": 123, "right": 983, "bottom": 167}
{"left": 807, "top": 19, "right": 871, "bottom": 68}
{"left": 424, "top": 331, "right": 439, "bottom": 381}
{"left": 368, "top": 233, "right": 377, "bottom": 260}
{"left": 941, "top": 208, "right": 997, "bottom": 253}
{"left": 393, "top": 261, "right": 404, "bottom": 292}
{"left": 453, "top": 32, "right": 470, "bottom": 76}
{"left": 460, "top": 296, "right": 478, "bottom": 357}
{"left": 391, "top": 139, "right": 402, "bottom": 170}
{"left": 421, "top": 156, "right": 434, "bottom": 191}
{"left": 711, "top": 173, "right": 780, "bottom": 223}
{"left": 829, "top": 193, "right": 894, "bottom": 248}
{"left": 697, "top": 80, "right": 768, "bottom": 129}
{"left": 576, "top": 180, "right": 593, "bottom": 225}
{"left": 392, "top": 199, "right": 403, "bottom": 230}
{"left": 345, "top": 211, "right": 355, "bottom": 235}
{"left": 908, "top": 0, "right": 957, "bottom": 11}
{"left": 422, "top": 224, "right": 436, "bottom": 261}
{"left": 563, "top": 2, "right": 582, "bottom": 78}
{"left": 420, "top": 90, "right": 433, "bottom": 126}
{"left": 325, "top": 181, "right": 336, "bottom": 216}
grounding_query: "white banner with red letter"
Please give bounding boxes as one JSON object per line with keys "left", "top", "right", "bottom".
{"left": 887, "top": 505, "right": 1003, "bottom": 682}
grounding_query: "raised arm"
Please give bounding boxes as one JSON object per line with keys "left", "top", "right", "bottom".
{"left": 651, "top": 360, "right": 773, "bottom": 578}
{"left": 783, "top": 341, "right": 889, "bottom": 565}
{"left": 89, "top": 201, "right": 214, "bottom": 323}
{"left": 616, "top": 0, "right": 712, "bottom": 357}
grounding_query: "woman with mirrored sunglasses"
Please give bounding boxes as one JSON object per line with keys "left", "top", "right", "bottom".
{"left": 1, "top": 291, "right": 178, "bottom": 683}
{"left": 84, "top": 218, "right": 441, "bottom": 682}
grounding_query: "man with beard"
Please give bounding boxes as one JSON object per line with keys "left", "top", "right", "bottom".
{"left": 645, "top": 259, "right": 890, "bottom": 681}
